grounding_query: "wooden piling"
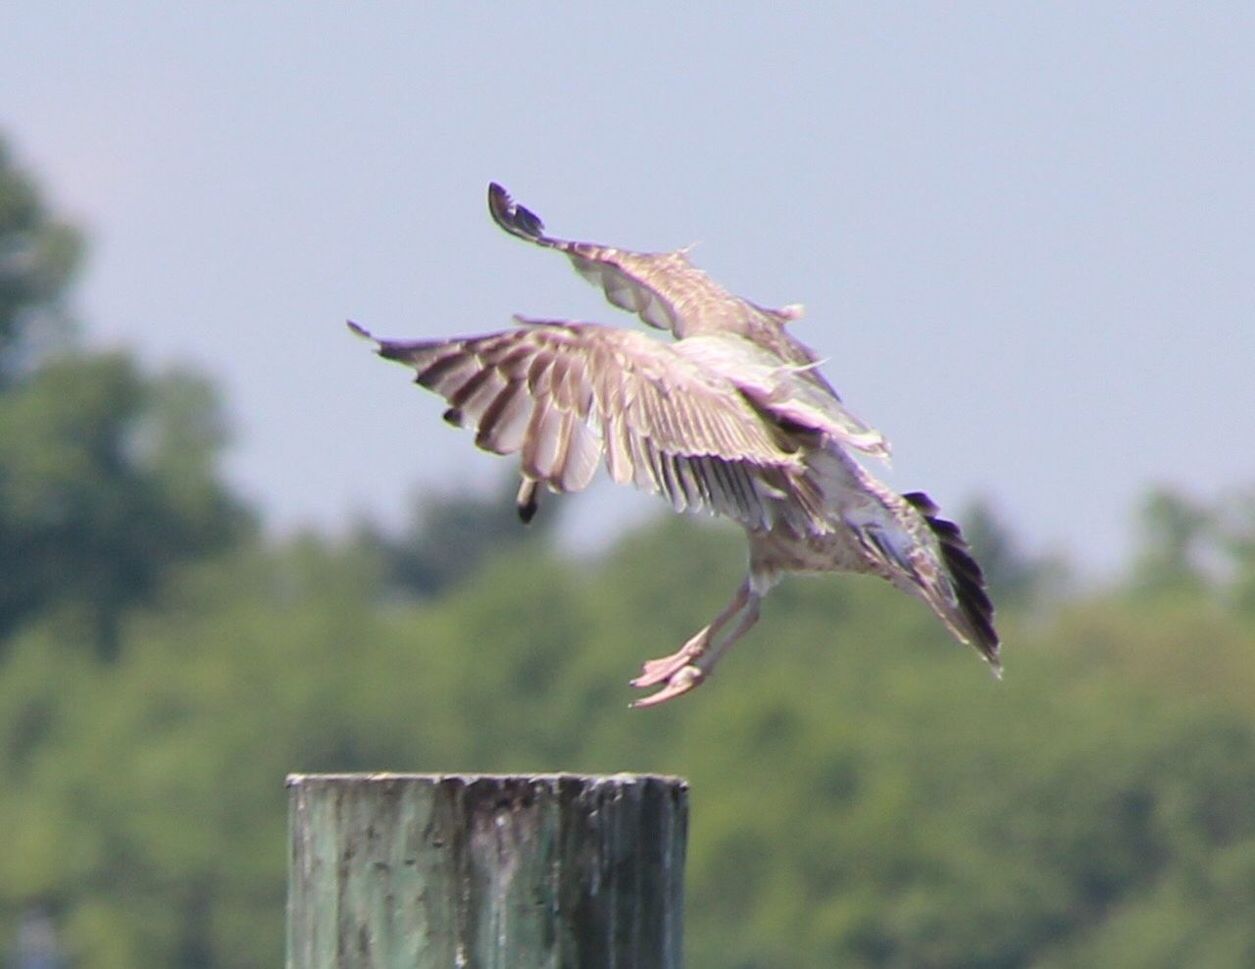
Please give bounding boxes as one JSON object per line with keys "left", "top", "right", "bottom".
{"left": 286, "top": 773, "right": 688, "bottom": 969}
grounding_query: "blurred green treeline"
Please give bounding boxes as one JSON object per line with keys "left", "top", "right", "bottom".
{"left": 1, "top": 136, "right": 1254, "bottom": 969}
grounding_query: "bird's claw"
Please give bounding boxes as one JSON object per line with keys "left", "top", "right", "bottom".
{"left": 630, "top": 654, "right": 693, "bottom": 689}
{"left": 630, "top": 634, "right": 707, "bottom": 688}
{"left": 631, "top": 665, "right": 705, "bottom": 708}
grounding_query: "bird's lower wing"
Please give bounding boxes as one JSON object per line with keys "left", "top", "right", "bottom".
{"left": 352, "top": 320, "right": 826, "bottom": 532}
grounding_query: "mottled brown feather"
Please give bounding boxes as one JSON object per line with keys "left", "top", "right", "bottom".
{"left": 365, "top": 320, "right": 826, "bottom": 532}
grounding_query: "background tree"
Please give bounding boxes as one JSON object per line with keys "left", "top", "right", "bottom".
{"left": 1213, "top": 487, "right": 1255, "bottom": 615}
{"left": 0, "top": 138, "right": 82, "bottom": 380}
{"left": 1130, "top": 487, "right": 1212, "bottom": 598}
{"left": 356, "top": 474, "right": 563, "bottom": 598}
{"left": 5, "top": 508, "right": 1254, "bottom": 969}
{"left": 0, "top": 137, "right": 250, "bottom": 658}
{"left": 959, "top": 496, "right": 1068, "bottom": 606}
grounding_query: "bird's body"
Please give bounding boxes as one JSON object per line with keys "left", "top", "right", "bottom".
{"left": 354, "top": 184, "right": 999, "bottom": 705}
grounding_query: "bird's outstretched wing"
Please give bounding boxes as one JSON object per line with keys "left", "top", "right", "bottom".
{"left": 487, "top": 183, "right": 891, "bottom": 462}
{"left": 901, "top": 491, "right": 1000, "bottom": 670}
{"left": 824, "top": 448, "right": 1000, "bottom": 672}
{"left": 351, "top": 320, "right": 826, "bottom": 532}
{"left": 488, "top": 183, "right": 800, "bottom": 342}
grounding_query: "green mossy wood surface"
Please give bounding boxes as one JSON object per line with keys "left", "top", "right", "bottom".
{"left": 287, "top": 773, "right": 688, "bottom": 969}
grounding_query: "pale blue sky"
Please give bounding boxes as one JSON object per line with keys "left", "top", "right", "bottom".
{"left": 3, "top": 4, "right": 1252, "bottom": 573}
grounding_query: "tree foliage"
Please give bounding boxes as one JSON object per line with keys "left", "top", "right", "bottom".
{"left": 0, "top": 354, "right": 250, "bottom": 656}
{"left": 0, "top": 138, "right": 82, "bottom": 380}
{"left": 355, "top": 474, "right": 563, "bottom": 598}
{"left": 0, "top": 137, "right": 250, "bottom": 659}
{"left": 2, "top": 500, "right": 1253, "bottom": 969}
{"left": 1131, "top": 487, "right": 1214, "bottom": 598}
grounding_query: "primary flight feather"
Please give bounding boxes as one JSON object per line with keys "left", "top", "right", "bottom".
{"left": 351, "top": 183, "right": 999, "bottom": 706}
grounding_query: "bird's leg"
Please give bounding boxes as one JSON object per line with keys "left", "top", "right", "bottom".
{"left": 632, "top": 581, "right": 762, "bottom": 708}
{"left": 697, "top": 593, "right": 761, "bottom": 674}
{"left": 631, "top": 580, "right": 750, "bottom": 687}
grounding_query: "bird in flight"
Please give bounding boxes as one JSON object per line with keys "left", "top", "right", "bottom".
{"left": 351, "top": 184, "right": 999, "bottom": 706}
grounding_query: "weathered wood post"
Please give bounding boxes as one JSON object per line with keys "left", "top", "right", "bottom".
{"left": 287, "top": 773, "right": 688, "bottom": 969}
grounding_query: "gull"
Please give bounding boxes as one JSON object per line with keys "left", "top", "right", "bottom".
{"left": 351, "top": 184, "right": 999, "bottom": 706}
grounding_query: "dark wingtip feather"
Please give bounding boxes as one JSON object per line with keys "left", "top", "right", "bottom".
{"left": 901, "top": 490, "right": 937, "bottom": 516}
{"left": 488, "top": 182, "right": 546, "bottom": 241}
{"left": 516, "top": 478, "right": 540, "bottom": 524}
{"left": 903, "top": 491, "right": 1001, "bottom": 670}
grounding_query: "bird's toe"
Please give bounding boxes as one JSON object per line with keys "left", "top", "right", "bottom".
{"left": 631, "top": 665, "right": 705, "bottom": 708}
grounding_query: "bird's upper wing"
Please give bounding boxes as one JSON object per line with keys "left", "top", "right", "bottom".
{"left": 352, "top": 320, "right": 826, "bottom": 532}
{"left": 488, "top": 183, "right": 797, "bottom": 340}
